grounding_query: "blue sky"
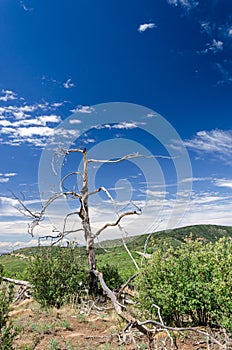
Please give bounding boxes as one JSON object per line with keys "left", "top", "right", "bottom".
{"left": 0, "top": 0, "right": 232, "bottom": 251}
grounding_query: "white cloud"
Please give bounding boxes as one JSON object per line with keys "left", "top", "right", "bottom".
{"left": 138, "top": 23, "right": 156, "bottom": 33}
{"left": 95, "top": 121, "right": 144, "bottom": 130}
{"left": 184, "top": 129, "right": 232, "bottom": 161}
{"left": 112, "top": 121, "right": 142, "bottom": 129}
{"left": 0, "top": 173, "right": 17, "bottom": 183}
{"left": 0, "top": 89, "right": 17, "bottom": 102}
{"left": 63, "top": 78, "right": 75, "bottom": 89}
{"left": 70, "top": 105, "right": 95, "bottom": 114}
{"left": 51, "top": 102, "right": 63, "bottom": 108}
{"left": 214, "top": 179, "right": 232, "bottom": 189}
{"left": 202, "top": 39, "right": 223, "bottom": 54}
{"left": 82, "top": 138, "right": 96, "bottom": 144}
{"left": 38, "top": 115, "right": 61, "bottom": 124}
{"left": 181, "top": 177, "right": 211, "bottom": 183}
{"left": 2, "top": 173, "right": 17, "bottom": 177}
{"left": 0, "top": 90, "right": 66, "bottom": 147}
{"left": 0, "top": 178, "right": 9, "bottom": 183}
{"left": 69, "top": 119, "right": 82, "bottom": 124}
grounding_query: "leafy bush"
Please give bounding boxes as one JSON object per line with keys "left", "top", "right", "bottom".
{"left": 0, "top": 264, "right": 18, "bottom": 349}
{"left": 136, "top": 238, "right": 232, "bottom": 331}
{"left": 100, "top": 263, "right": 123, "bottom": 290}
{"left": 27, "top": 247, "right": 88, "bottom": 308}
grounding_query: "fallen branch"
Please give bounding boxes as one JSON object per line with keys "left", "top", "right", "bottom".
{"left": 117, "top": 273, "right": 138, "bottom": 299}
{"left": 135, "top": 319, "right": 226, "bottom": 349}
{"left": 2, "top": 277, "right": 32, "bottom": 288}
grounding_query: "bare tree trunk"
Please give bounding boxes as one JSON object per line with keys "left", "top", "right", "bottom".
{"left": 79, "top": 149, "right": 98, "bottom": 295}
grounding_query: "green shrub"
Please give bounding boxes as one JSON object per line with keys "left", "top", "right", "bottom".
{"left": 100, "top": 263, "right": 123, "bottom": 290}
{"left": 0, "top": 264, "right": 18, "bottom": 349}
{"left": 136, "top": 238, "right": 232, "bottom": 331}
{"left": 26, "top": 247, "right": 88, "bottom": 308}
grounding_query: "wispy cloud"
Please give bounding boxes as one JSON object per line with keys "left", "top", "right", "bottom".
{"left": 95, "top": 121, "right": 144, "bottom": 130}
{"left": 214, "top": 179, "right": 232, "bottom": 189}
{"left": 168, "top": 1, "right": 232, "bottom": 83}
{"left": 167, "top": 0, "right": 199, "bottom": 11}
{"left": 138, "top": 23, "right": 156, "bottom": 33}
{"left": 63, "top": 78, "right": 75, "bottom": 89}
{"left": 19, "top": 0, "right": 33, "bottom": 12}
{"left": 215, "top": 60, "right": 232, "bottom": 85}
{"left": 183, "top": 129, "right": 232, "bottom": 163}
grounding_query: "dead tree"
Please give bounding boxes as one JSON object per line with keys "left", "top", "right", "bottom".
{"left": 17, "top": 148, "right": 142, "bottom": 295}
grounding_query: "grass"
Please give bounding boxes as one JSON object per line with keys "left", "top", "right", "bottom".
{"left": 0, "top": 253, "right": 28, "bottom": 278}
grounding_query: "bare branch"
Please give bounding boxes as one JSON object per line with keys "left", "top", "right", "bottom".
{"left": 117, "top": 273, "right": 138, "bottom": 299}
{"left": 62, "top": 211, "right": 81, "bottom": 233}
{"left": 88, "top": 187, "right": 102, "bottom": 197}
{"left": 88, "top": 152, "right": 142, "bottom": 164}
{"left": 60, "top": 171, "right": 83, "bottom": 191}
{"left": 92, "top": 269, "right": 124, "bottom": 314}
{"left": 21, "top": 191, "right": 81, "bottom": 236}
{"left": 2, "top": 277, "right": 32, "bottom": 288}
{"left": 93, "top": 210, "right": 141, "bottom": 238}
{"left": 64, "top": 147, "right": 86, "bottom": 154}
{"left": 134, "top": 320, "right": 226, "bottom": 348}
{"left": 88, "top": 153, "right": 173, "bottom": 163}
{"left": 11, "top": 192, "right": 40, "bottom": 220}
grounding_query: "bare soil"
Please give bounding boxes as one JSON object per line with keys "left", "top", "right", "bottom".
{"left": 10, "top": 299, "right": 229, "bottom": 350}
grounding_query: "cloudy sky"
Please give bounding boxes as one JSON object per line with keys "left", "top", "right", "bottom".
{"left": 0, "top": 0, "right": 232, "bottom": 251}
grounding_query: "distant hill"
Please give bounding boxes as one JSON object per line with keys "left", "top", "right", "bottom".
{"left": 96, "top": 224, "right": 232, "bottom": 250}
{"left": 5, "top": 224, "right": 232, "bottom": 257}
{"left": 1, "top": 224, "right": 232, "bottom": 280}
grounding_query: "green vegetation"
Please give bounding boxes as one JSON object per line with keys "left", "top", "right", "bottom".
{"left": 0, "top": 253, "right": 28, "bottom": 279}
{"left": 136, "top": 237, "right": 232, "bottom": 332}
{"left": 99, "top": 263, "right": 123, "bottom": 290}
{"left": 1, "top": 224, "right": 232, "bottom": 281}
{"left": 26, "top": 246, "right": 88, "bottom": 308}
{"left": 0, "top": 264, "right": 18, "bottom": 349}
{"left": 1, "top": 224, "right": 232, "bottom": 335}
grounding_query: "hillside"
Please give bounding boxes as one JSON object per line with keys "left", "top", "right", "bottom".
{"left": 96, "top": 223, "right": 232, "bottom": 249}
{"left": 1, "top": 224, "right": 232, "bottom": 280}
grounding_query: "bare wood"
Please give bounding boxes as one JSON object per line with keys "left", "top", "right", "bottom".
{"left": 64, "top": 148, "right": 86, "bottom": 154}
{"left": 88, "top": 153, "right": 173, "bottom": 163}
{"left": 117, "top": 273, "right": 138, "bottom": 299}
{"left": 94, "top": 210, "right": 141, "bottom": 238}
{"left": 2, "top": 277, "right": 32, "bottom": 288}
{"left": 92, "top": 269, "right": 123, "bottom": 313}
{"left": 60, "top": 171, "right": 83, "bottom": 191}
{"left": 88, "top": 152, "right": 142, "bottom": 163}
{"left": 135, "top": 320, "right": 225, "bottom": 348}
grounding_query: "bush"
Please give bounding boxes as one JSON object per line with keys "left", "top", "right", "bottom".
{"left": 136, "top": 238, "right": 232, "bottom": 331}
{"left": 100, "top": 263, "right": 123, "bottom": 291}
{"left": 0, "top": 264, "right": 17, "bottom": 349}
{"left": 26, "top": 247, "right": 88, "bottom": 308}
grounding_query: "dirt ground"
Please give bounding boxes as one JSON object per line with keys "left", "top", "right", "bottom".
{"left": 10, "top": 299, "right": 230, "bottom": 350}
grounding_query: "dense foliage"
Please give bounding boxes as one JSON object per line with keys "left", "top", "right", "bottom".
{"left": 136, "top": 238, "right": 232, "bottom": 331}
{"left": 0, "top": 264, "right": 17, "bottom": 349}
{"left": 100, "top": 263, "right": 123, "bottom": 290}
{"left": 27, "top": 247, "right": 88, "bottom": 308}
